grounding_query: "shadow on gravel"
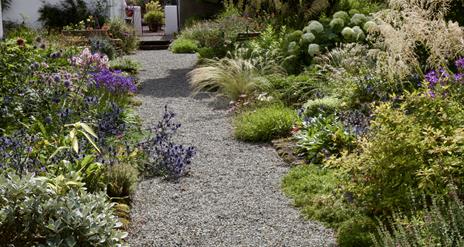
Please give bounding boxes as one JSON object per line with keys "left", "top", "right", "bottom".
{"left": 138, "top": 68, "right": 193, "bottom": 98}
{"left": 137, "top": 66, "right": 229, "bottom": 110}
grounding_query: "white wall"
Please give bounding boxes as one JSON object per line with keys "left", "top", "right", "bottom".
{"left": 3, "top": 0, "right": 125, "bottom": 28}
{"left": 109, "top": 0, "right": 126, "bottom": 21}
{"left": 0, "top": 2, "right": 3, "bottom": 39}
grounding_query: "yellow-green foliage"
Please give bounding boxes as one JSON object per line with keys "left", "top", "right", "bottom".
{"left": 283, "top": 164, "right": 377, "bottom": 247}
{"left": 170, "top": 38, "right": 198, "bottom": 53}
{"left": 233, "top": 104, "right": 297, "bottom": 142}
{"left": 106, "top": 163, "right": 139, "bottom": 199}
{"left": 144, "top": 10, "right": 164, "bottom": 24}
{"left": 145, "top": 0, "right": 162, "bottom": 12}
{"left": 283, "top": 165, "right": 354, "bottom": 226}
{"left": 303, "top": 97, "right": 342, "bottom": 116}
{"left": 330, "top": 87, "right": 464, "bottom": 215}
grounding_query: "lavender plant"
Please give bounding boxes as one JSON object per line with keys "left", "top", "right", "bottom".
{"left": 140, "top": 106, "right": 196, "bottom": 180}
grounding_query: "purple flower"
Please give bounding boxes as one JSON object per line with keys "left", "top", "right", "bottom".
{"left": 63, "top": 80, "right": 72, "bottom": 88}
{"left": 84, "top": 96, "right": 98, "bottom": 105}
{"left": 438, "top": 68, "right": 450, "bottom": 79}
{"left": 44, "top": 116, "right": 52, "bottom": 124}
{"left": 91, "top": 69, "right": 136, "bottom": 94}
{"left": 30, "top": 62, "right": 40, "bottom": 70}
{"left": 50, "top": 52, "right": 61, "bottom": 59}
{"left": 428, "top": 90, "right": 436, "bottom": 98}
{"left": 139, "top": 106, "right": 196, "bottom": 179}
{"left": 58, "top": 108, "right": 72, "bottom": 119}
{"left": 53, "top": 74, "right": 61, "bottom": 82}
{"left": 425, "top": 70, "right": 439, "bottom": 86}
{"left": 456, "top": 57, "right": 464, "bottom": 69}
{"left": 455, "top": 73, "right": 464, "bottom": 81}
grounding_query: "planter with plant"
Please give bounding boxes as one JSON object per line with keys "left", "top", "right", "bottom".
{"left": 144, "top": 10, "right": 164, "bottom": 32}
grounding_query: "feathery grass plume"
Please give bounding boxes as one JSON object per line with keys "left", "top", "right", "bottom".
{"left": 188, "top": 50, "right": 284, "bottom": 100}
{"left": 371, "top": 0, "right": 464, "bottom": 81}
{"left": 313, "top": 43, "right": 377, "bottom": 74}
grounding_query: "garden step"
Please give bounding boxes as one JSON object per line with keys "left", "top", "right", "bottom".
{"left": 139, "top": 40, "right": 171, "bottom": 50}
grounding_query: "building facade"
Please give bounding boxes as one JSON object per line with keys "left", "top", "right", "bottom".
{"left": 2, "top": 0, "right": 126, "bottom": 28}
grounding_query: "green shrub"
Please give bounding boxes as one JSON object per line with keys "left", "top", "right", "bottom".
{"left": 352, "top": 26, "right": 365, "bottom": 41}
{"left": 170, "top": 38, "right": 199, "bottom": 53}
{"left": 288, "top": 30, "right": 304, "bottom": 42}
{"left": 38, "top": 0, "right": 89, "bottom": 30}
{"left": 303, "top": 97, "right": 342, "bottom": 117}
{"left": 233, "top": 104, "right": 297, "bottom": 142}
{"left": 145, "top": 0, "right": 163, "bottom": 12}
{"left": 264, "top": 73, "right": 322, "bottom": 105}
{"left": 349, "top": 9, "right": 360, "bottom": 15}
{"left": 333, "top": 11, "right": 350, "bottom": 22}
{"left": 197, "top": 47, "right": 224, "bottom": 59}
{"left": 307, "top": 20, "right": 324, "bottom": 34}
{"left": 179, "top": 15, "right": 259, "bottom": 58}
{"left": 337, "top": 216, "right": 376, "bottom": 247}
{"left": 287, "top": 41, "right": 301, "bottom": 55}
{"left": 295, "top": 115, "right": 355, "bottom": 164}
{"left": 363, "top": 20, "right": 376, "bottom": 32}
{"left": 144, "top": 10, "right": 164, "bottom": 25}
{"left": 329, "top": 17, "right": 345, "bottom": 32}
{"left": 106, "top": 163, "right": 139, "bottom": 199}
{"left": 0, "top": 173, "right": 126, "bottom": 246}
{"left": 341, "top": 27, "right": 355, "bottom": 41}
{"left": 181, "top": 22, "right": 225, "bottom": 49}
{"left": 281, "top": 11, "right": 371, "bottom": 74}
{"left": 331, "top": 87, "right": 464, "bottom": 215}
{"left": 373, "top": 194, "right": 464, "bottom": 247}
{"left": 108, "top": 19, "right": 139, "bottom": 54}
{"left": 90, "top": 36, "right": 117, "bottom": 59}
{"left": 335, "top": 0, "right": 386, "bottom": 15}
{"left": 350, "top": 13, "right": 368, "bottom": 26}
{"left": 300, "top": 32, "right": 316, "bottom": 46}
{"left": 110, "top": 57, "right": 141, "bottom": 75}
{"left": 282, "top": 165, "right": 358, "bottom": 227}
{"left": 47, "top": 155, "right": 106, "bottom": 193}
{"left": 307, "top": 43, "right": 321, "bottom": 57}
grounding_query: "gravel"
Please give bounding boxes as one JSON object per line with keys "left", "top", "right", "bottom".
{"left": 127, "top": 50, "right": 336, "bottom": 247}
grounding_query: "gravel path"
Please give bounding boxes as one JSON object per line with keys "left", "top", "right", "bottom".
{"left": 128, "top": 50, "right": 335, "bottom": 247}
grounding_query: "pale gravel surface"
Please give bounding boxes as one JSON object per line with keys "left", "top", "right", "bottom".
{"left": 127, "top": 50, "right": 335, "bottom": 247}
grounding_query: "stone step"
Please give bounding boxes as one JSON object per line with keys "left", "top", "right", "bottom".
{"left": 139, "top": 40, "right": 171, "bottom": 50}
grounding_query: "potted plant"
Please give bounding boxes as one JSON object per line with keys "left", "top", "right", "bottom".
{"left": 126, "top": 6, "right": 135, "bottom": 17}
{"left": 144, "top": 10, "right": 164, "bottom": 32}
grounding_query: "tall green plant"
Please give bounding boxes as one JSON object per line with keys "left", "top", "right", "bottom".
{"left": 231, "top": 0, "right": 332, "bottom": 27}
{"left": 374, "top": 194, "right": 464, "bottom": 247}
{"left": 39, "top": 0, "right": 90, "bottom": 29}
